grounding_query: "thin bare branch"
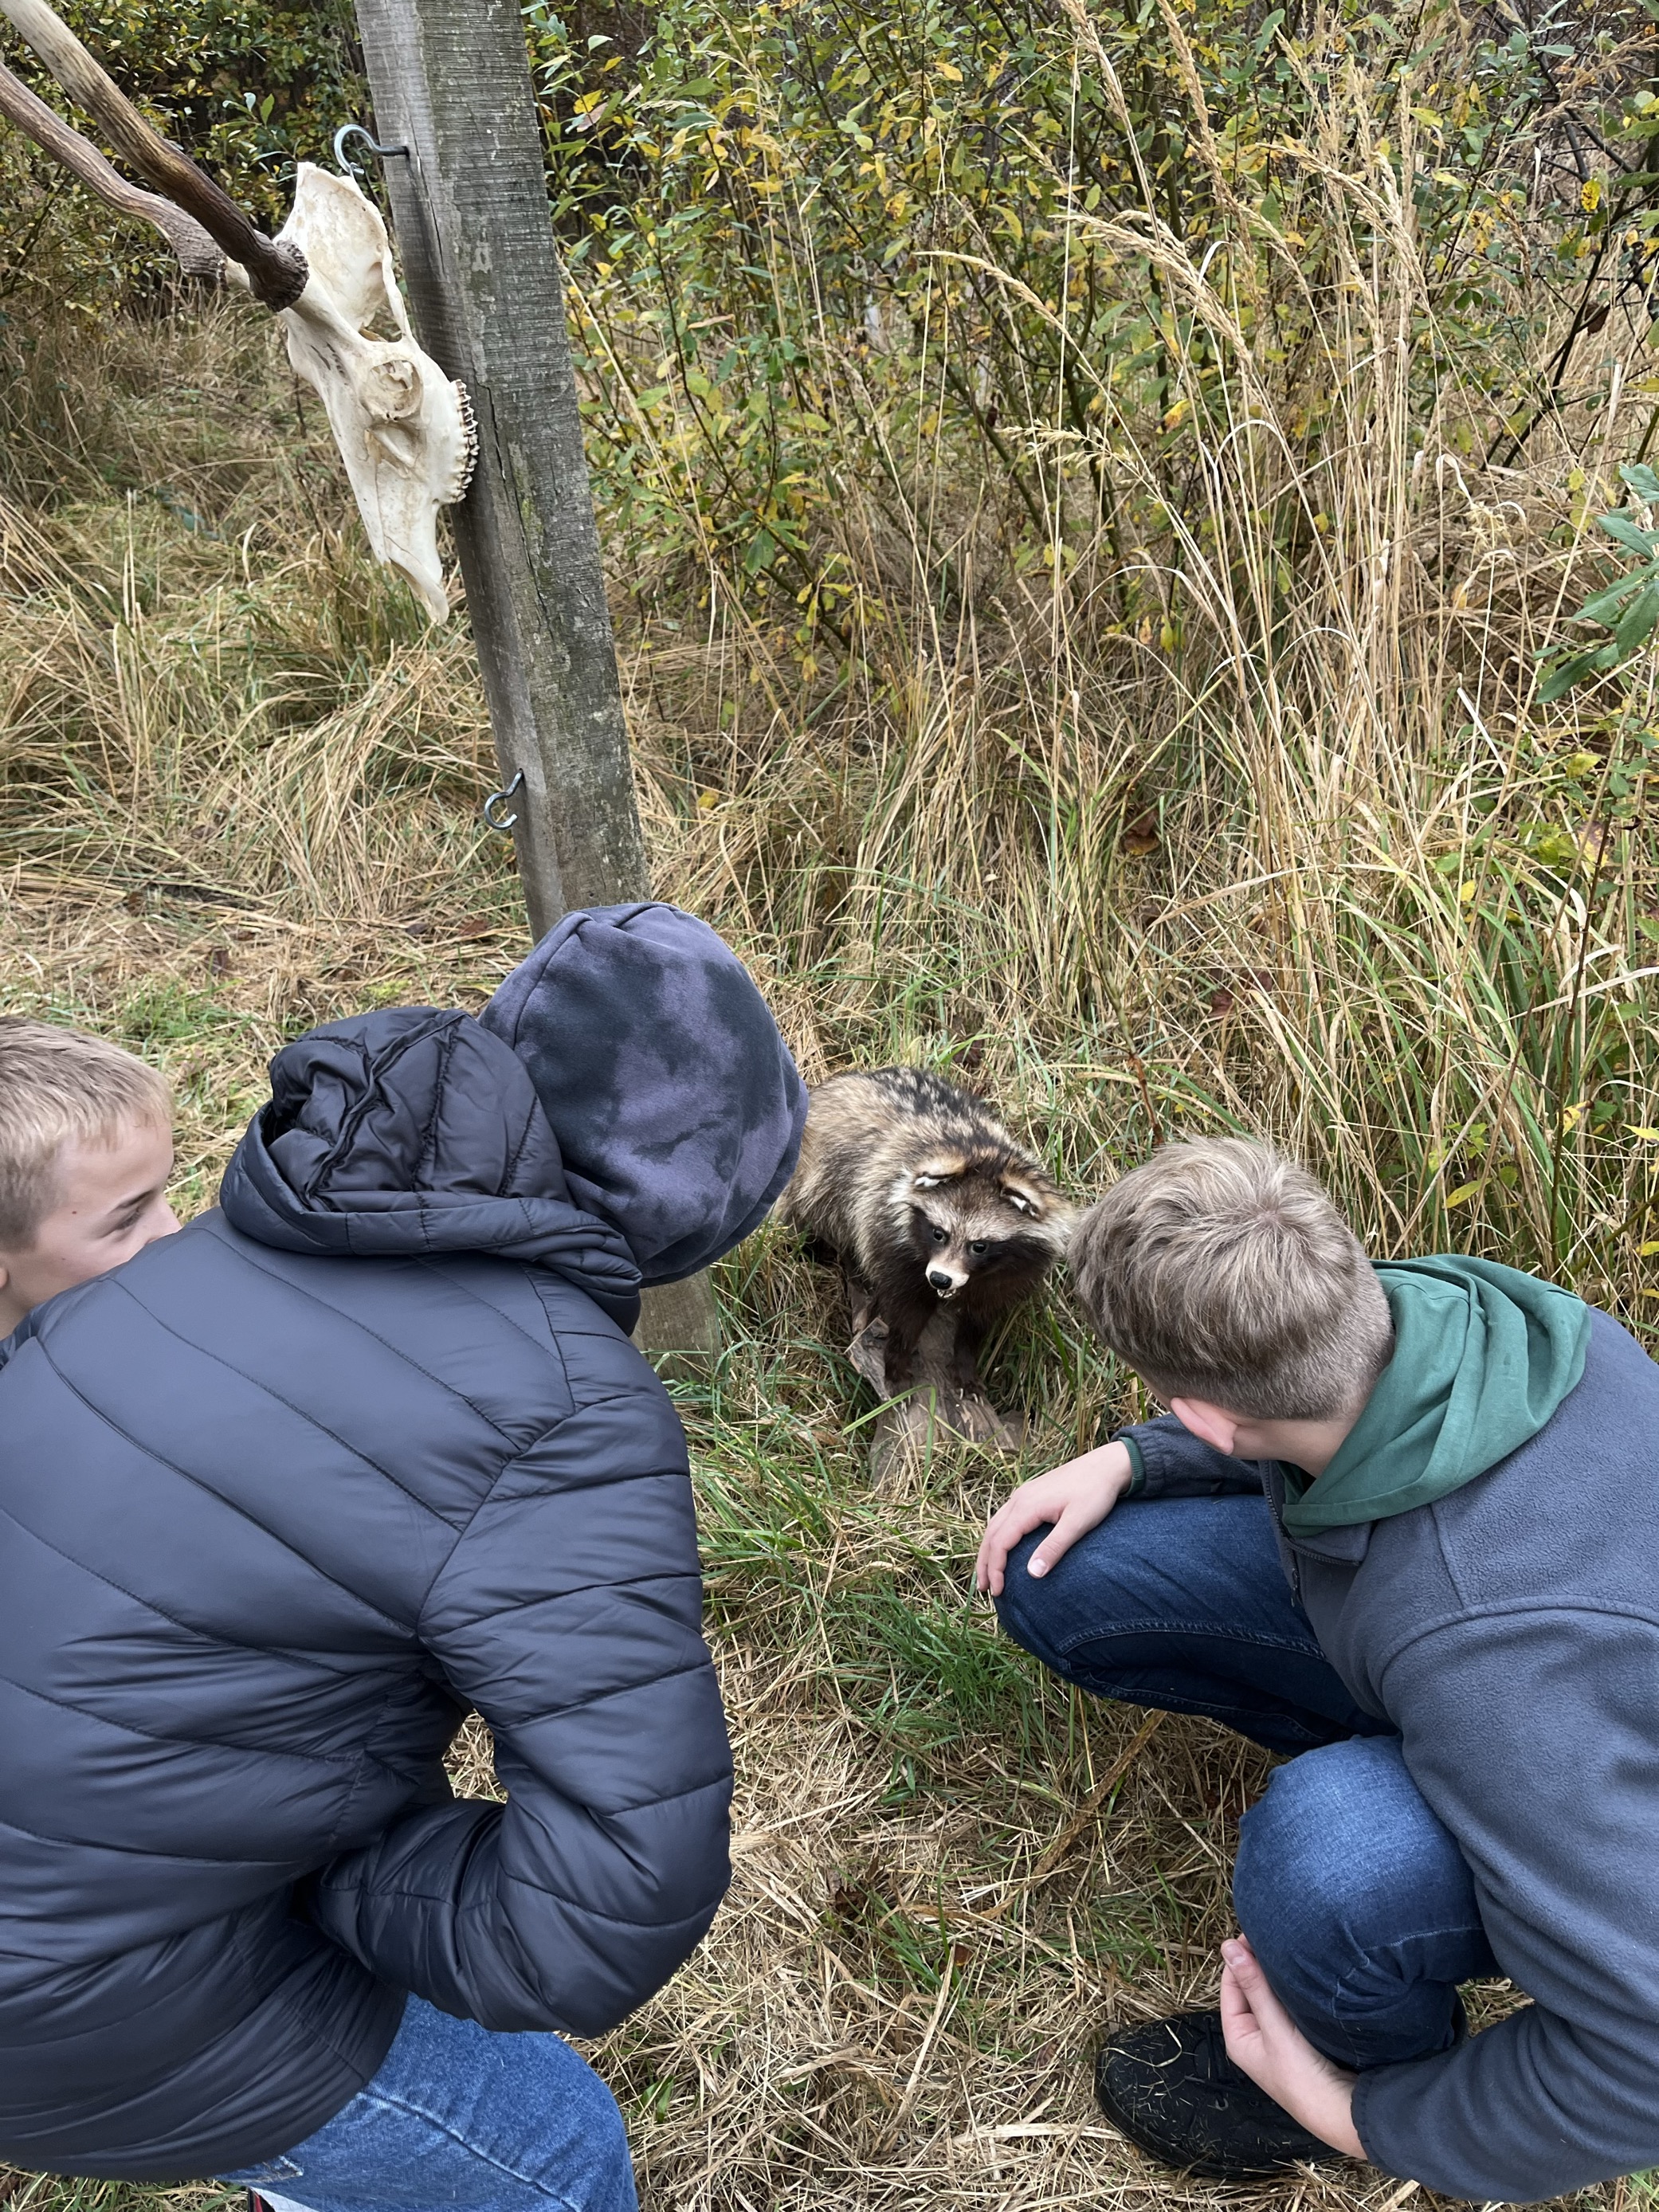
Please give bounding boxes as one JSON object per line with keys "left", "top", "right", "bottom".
{"left": 0, "top": 0, "right": 305, "bottom": 308}
{"left": 0, "top": 57, "right": 223, "bottom": 282}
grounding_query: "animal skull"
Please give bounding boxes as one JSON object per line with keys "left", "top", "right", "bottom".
{"left": 0, "top": 6, "right": 476, "bottom": 622}
{"left": 272, "top": 166, "right": 477, "bottom": 625}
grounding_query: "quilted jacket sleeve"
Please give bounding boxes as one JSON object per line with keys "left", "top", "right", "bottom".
{"left": 305, "top": 1379, "right": 733, "bottom": 2037}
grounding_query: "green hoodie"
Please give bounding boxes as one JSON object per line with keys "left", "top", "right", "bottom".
{"left": 1280, "top": 1256, "right": 1591, "bottom": 1537}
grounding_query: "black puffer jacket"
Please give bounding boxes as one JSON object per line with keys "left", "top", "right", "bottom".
{"left": 0, "top": 1008, "right": 740, "bottom": 2181}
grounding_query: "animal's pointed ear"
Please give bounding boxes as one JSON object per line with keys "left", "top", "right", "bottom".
{"left": 912, "top": 1153, "right": 967, "bottom": 1191}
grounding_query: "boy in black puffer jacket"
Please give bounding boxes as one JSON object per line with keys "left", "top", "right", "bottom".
{"left": 0, "top": 904, "right": 805, "bottom": 2212}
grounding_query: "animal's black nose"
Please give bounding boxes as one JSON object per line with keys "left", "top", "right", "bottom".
{"left": 928, "top": 1268, "right": 954, "bottom": 1291}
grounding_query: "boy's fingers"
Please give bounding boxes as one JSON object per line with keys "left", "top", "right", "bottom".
{"left": 1222, "top": 1936, "right": 1276, "bottom": 2011}
{"left": 1222, "top": 1937, "right": 1300, "bottom": 2054}
{"left": 1219, "top": 1955, "right": 1269, "bottom": 2076}
{"left": 978, "top": 1496, "right": 1052, "bottom": 1586}
{"left": 1027, "top": 1497, "right": 1100, "bottom": 1578}
{"left": 975, "top": 1501, "right": 1038, "bottom": 1594}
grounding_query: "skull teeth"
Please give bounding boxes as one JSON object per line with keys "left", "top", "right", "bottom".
{"left": 450, "top": 379, "right": 479, "bottom": 502}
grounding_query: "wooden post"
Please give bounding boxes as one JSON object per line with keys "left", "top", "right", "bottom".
{"left": 352, "top": 0, "right": 718, "bottom": 1360}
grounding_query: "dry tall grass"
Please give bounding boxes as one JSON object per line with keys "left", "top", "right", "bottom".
{"left": 2, "top": 41, "right": 1657, "bottom": 2212}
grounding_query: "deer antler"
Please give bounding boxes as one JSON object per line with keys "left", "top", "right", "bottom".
{"left": 0, "top": 57, "right": 222, "bottom": 281}
{"left": 0, "top": 0, "right": 305, "bottom": 308}
{"left": 0, "top": 1, "right": 477, "bottom": 624}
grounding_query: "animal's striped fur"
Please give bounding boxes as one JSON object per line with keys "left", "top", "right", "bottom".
{"left": 777, "top": 1067, "right": 1076, "bottom": 1391}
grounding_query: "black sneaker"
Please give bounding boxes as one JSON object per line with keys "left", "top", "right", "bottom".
{"left": 1094, "top": 2009, "right": 1340, "bottom": 2179}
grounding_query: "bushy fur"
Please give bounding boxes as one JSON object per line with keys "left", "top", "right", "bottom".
{"left": 777, "top": 1067, "right": 1075, "bottom": 1390}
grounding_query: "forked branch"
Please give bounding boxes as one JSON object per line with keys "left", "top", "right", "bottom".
{"left": 0, "top": 0, "right": 306, "bottom": 308}
{"left": 0, "top": 57, "right": 222, "bottom": 281}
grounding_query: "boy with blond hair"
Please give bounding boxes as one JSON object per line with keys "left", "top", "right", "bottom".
{"left": 979, "top": 1137, "right": 1659, "bottom": 2202}
{"left": 0, "top": 1015, "right": 179, "bottom": 1333}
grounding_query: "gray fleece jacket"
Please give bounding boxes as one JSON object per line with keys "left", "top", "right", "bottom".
{"left": 1122, "top": 1304, "right": 1659, "bottom": 2202}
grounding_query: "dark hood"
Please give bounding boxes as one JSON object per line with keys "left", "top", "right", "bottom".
{"left": 480, "top": 903, "right": 806, "bottom": 1285}
{"left": 220, "top": 1007, "right": 642, "bottom": 1329}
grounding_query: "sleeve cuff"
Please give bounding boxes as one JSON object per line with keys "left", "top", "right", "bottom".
{"left": 1117, "top": 1431, "right": 1146, "bottom": 1496}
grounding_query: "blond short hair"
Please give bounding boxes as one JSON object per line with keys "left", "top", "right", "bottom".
{"left": 1069, "top": 1137, "right": 1394, "bottom": 1420}
{"left": 0, "top": 1018, "right": 172, "bottom": 1248}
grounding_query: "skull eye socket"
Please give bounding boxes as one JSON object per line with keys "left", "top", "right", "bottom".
{"left": 931, "top": 1226, "right": 948, "bottom": 1245}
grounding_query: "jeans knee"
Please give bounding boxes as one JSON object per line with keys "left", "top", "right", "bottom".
{"left": 577, "top": 2092, "right": 637, "bottom": 2212}
{"left": 1234, "top": 1736, "right": 1464, "bottom": 1966}
{"left": 1235, "top": 1758, "right": 1335, "bottom": 1946}
{"left": 1237, "top": 1742, "right": 1369, "bottom": 1907}
{"left": 992, "top": 1532, "right": 1071, "bottom": 1672}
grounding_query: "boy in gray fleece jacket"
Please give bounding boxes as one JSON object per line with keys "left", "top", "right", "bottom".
{"left": 977, "top": 1136, "right": 1659, "bottom": 2202}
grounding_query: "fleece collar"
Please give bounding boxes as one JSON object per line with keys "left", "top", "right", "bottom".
{"left": 1281, "top": 1256, "right": 1590, "bottom": 1538}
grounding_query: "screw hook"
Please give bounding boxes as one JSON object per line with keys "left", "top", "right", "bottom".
{"left": 334, "top": 124, "right": 410, "bottom": 178}
{"left": 483, "top": 768, "right": 525, "bottom": 833}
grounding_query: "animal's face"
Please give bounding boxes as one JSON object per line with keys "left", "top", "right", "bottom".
{"left": 903, "top": 1162, "right": 1053, "bottom": 1300}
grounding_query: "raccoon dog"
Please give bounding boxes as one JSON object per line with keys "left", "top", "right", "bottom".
{"left": 778, "top": 1066, "right": 1075, "bottom": 1393}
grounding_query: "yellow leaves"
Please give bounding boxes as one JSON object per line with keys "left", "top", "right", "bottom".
{"left": 1629, "top": 1126, "right": 1659, "bottom": 1140}
{"left": 1444, "top": 1181, "right": 1481, "bottom": 1209}
{"left": 1458, "top": 879, "right": 1477, "bottom": 903}
{"left": 935, "top": 61, "right": 963, "bottom": 82}
{"left": 696, "top": 787, "right": 721, "bottom": 810}
{"left": 1582, "top": 177, "right": 1603, "bottom": 214}
{"left": 1562, "top": 750, "right": 1600, "bottom": 779}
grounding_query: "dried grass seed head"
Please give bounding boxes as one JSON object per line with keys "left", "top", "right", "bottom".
{"left": 0, "top": 1017, "right": 172, "bottom": 1248}
{"left": 1070, "top": 1136, "right": 1394, "bottom": 1420}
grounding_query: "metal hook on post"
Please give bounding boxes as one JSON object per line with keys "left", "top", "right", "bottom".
{"left": 333, "top": 124, "right": 410, "bottom": 178}
{"left": 482, "top": 768, "right": 525, "bottom": 833}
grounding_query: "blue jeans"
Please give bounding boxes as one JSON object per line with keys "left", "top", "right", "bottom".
{"left": 995, "top": 1496, "right": 1499, "bottom": 2068}
{"left": 222, "top": 1994, "right": 636, "bottom": 2212}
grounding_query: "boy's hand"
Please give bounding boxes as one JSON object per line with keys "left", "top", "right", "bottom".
{"left": 1220, "top": 1936, "right": 1364, "bottom": 2157}
{"left": 975, "top": 1440, "right": 1135, "bottom": 1596}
